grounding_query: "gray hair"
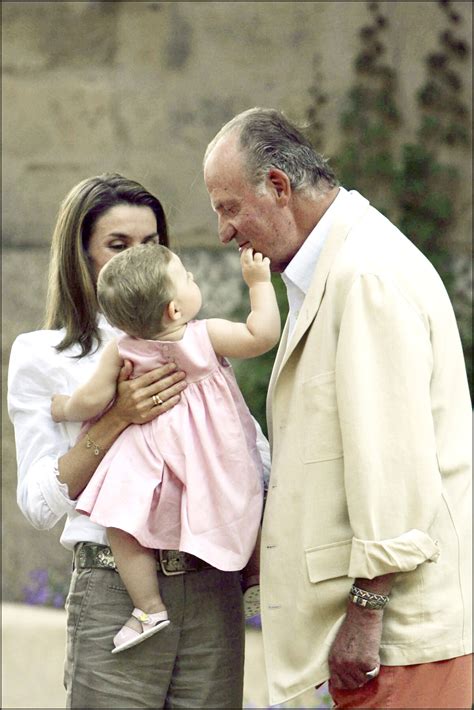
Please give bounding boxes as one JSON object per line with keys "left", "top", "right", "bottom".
{"left": 204, "top": 107, "right": 338, "bottom": 195}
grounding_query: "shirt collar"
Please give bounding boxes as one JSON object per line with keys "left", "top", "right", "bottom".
{"left": 282, "top": 186, "right": 348, "bottom": 296}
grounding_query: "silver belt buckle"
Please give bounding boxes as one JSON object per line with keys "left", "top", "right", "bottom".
{"left": 158, "top": 549, "right": 186, "bottom": 576}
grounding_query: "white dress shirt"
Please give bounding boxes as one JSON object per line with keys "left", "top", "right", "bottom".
{"left": 282, "top": 187, "right": 355, "bottom": 340}
{"left": 8, "top": 316, "right": 271, "bottom": 551}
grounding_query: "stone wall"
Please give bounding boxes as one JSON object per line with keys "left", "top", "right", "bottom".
{"left": 2, "top": 1, "right": 472, "bottom": 603}
{"left": 3, "top": 1, "right": 471, "bottom": 249}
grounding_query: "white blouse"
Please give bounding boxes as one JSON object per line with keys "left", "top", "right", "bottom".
{"left": 8, "top": 317, "right": 271, "bottom": 551}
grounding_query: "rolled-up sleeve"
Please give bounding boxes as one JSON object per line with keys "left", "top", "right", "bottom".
{"left": 349, "top": 530, "right": 440, "bottom": 579}
{"left": 336, "top": 273, "right": 442, "bottom": 579}
{"left": 8, "top": 334, "right": 76, "bottom": 530}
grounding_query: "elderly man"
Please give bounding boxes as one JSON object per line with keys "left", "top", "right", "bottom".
{"left": 204, "top": 108, "right": 472, "bottom": 709}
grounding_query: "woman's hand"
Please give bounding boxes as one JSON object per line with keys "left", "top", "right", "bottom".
{"left": 112, "top": 360, "right": 186, "bottom": 425}
{"left": 55, "top": 361, "right": 186, "bottom": 500}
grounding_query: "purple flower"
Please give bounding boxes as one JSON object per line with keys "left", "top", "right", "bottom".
{"left": 245, "top": 613, "right": 262, "bottom": 629}
{"left": 29, "top": 568, "right": 49, "bottom": 584}
{"left": 22, "top": 566, "right": 67, "bottom": 608}
{"left": 22, "top": 584, "right": 50, "bottom": 606}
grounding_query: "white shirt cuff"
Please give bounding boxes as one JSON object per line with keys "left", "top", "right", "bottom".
{"left": 39, "top": 457, "right": 77, "bottom": 518}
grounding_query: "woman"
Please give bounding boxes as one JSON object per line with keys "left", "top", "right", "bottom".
{"left": 8, "top": 173, "right": 267, "bottom": 708}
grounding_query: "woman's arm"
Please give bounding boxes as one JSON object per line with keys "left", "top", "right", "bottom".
{"left": 206, "top": 249, "right": 281, "bottom": 359}
{"left": 51, "top": 340, "right": 122, "bottom": 422}
{"left": 56, "top": 360, "right": 186, "bottom": 499}
{"left": 8, "top": 333, "right": 187, "bottom": 529}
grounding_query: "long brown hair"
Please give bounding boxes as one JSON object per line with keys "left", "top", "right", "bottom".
{"left": 44, "top": 173, "right": 169, "bottom": 357}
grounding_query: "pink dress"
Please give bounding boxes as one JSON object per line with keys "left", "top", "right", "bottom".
{"left": 76, "top": 320, "right": 263, "bottom": 571}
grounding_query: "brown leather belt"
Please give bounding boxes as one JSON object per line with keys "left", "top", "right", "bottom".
{"left": 74, "top": 542, "right": 212, "bottom": 576}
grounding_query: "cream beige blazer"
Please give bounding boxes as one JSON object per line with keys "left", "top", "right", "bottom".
{"left": 261, "top": 191, "right": 472, "bottom": 706}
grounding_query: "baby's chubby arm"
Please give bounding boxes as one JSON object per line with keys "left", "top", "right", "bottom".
{"left": 207, "top": 248, "right": 281, "bottom": 359}
{"left": 51, "top": 339, "right": 123, "bottom": 423}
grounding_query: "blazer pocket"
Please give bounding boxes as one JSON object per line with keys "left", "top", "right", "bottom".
{"left": 301, "top": 370, "right": 343, "bottom": 462}
{"left": 305, "top": 539, "right": 352, "bottom": 584}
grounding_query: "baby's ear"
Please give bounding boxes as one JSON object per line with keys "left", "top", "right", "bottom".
{"left": 167, "top": 300, "right": 181, "bottom": 321}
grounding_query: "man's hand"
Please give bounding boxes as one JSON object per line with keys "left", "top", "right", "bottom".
{"left": 328, "top": 603, "right": 383, "bottom": 690}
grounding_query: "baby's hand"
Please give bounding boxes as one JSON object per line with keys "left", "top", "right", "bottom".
{"left": 240, "top": 248, "right": 271, "bottom": 287}
{"left": 51, "top": 394, "right": 70, "bottom": 423}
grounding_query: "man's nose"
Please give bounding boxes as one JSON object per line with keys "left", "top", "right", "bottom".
{"left": 218, "top": 220, "right": 236, "bottom": 245}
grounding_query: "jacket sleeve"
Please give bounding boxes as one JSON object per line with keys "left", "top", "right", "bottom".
{"left": 335, "top": 273, "right": 441, "bottom": 579}
{"left": 7, "top": 334, "right": 77, "bottom": 530}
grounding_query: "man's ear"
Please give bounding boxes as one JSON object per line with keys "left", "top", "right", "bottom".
{"left": 167, "top": 300, "right": 181, "bottom": 321}
{"left": 267, "top": 168, "right": 291, "bottom": 205}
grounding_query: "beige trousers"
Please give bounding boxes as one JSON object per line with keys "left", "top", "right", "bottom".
{"left": 64, "top": 564, "right": 245, "bottom": 708}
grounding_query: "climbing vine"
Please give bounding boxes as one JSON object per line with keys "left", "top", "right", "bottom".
{"left": 327, "top": 0, "right": 400, "bottom": 216}
{"left": 307, "top": 0, "right": 472, "bottom": 394}
{"left": 395, "top": 0, "right": 471, "bottom": 280}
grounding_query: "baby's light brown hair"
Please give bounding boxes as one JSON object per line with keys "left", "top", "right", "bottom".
{"left": 97, "top": 244, "right": 175, "bottom": 339}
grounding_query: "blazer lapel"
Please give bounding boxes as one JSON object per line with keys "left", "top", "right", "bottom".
{"left": 271, "top": 192, "right": 371, "bottom": 387}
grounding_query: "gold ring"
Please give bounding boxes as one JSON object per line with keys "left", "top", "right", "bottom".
{"left": 365, "top": 666, "right": 380, "bottom": 680}
{"left": 152, "top": 394, "right": 164, "bottom": 406}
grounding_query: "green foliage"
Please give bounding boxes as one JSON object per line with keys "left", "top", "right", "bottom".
{"left": 395, "top": 1, "right": 472, "bottom": 392}
{"left": 314, "top": 0, "right": 472, "bottom": 397}
{"left": 231, "top": 275, "right": 288, "bottom": 436}
{"left": 394, "top": 142, "right": 456, "bottom": 263}
{"left": 233, "top": 0, "right": 472, "bottom": 433}
{"left": 319, "top": 2, "right": 400, "bottom": 219}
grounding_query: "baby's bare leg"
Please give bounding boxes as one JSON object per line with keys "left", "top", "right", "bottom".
{"left": 108, "top": 527, "right": 166, "bottom": 631}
